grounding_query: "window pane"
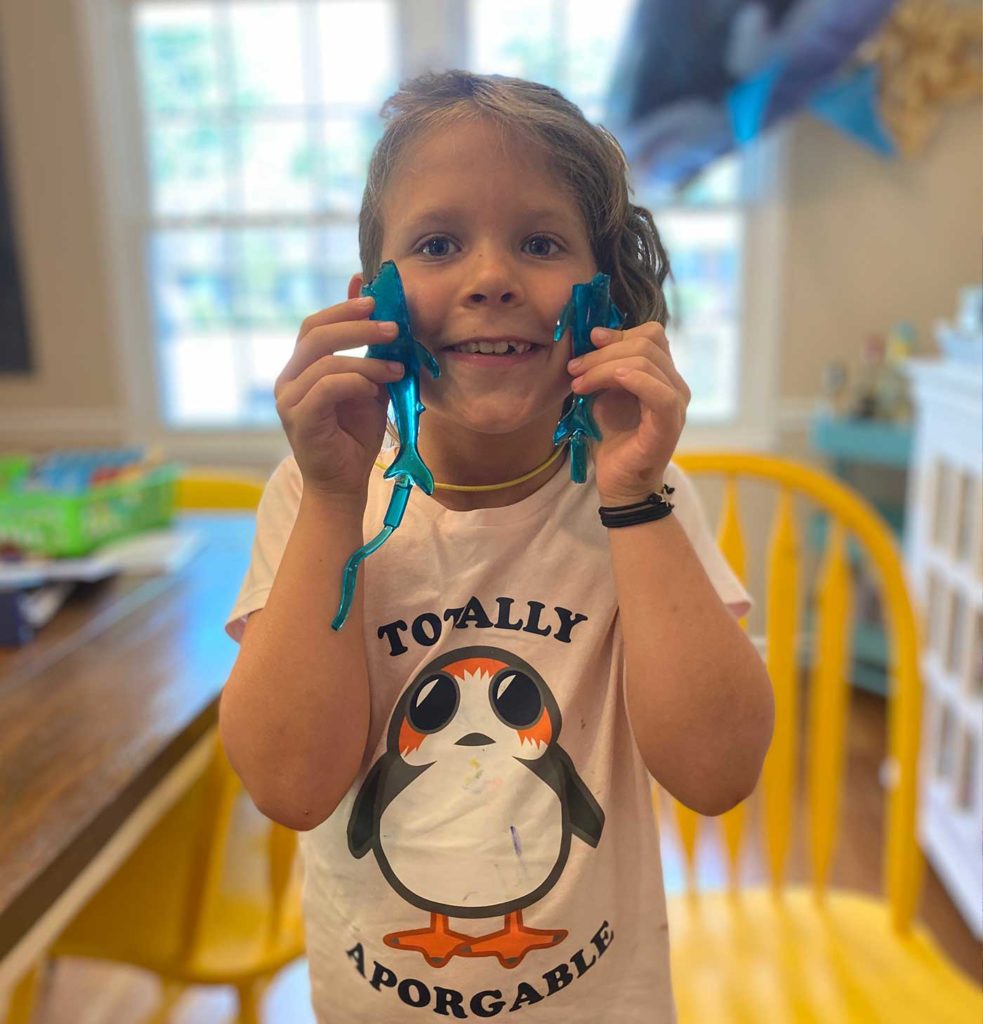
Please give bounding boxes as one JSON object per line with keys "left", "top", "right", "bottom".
{"left": 135, "top": 3, "right": 221, "bottom": 114}
{"left": 150, "top": 230, "right": 236, "bottom": 425}
{"left": 161, "top": 332, "right": 244, "bottom": 425}
{"left": 151, "top": 229, "right": 232, "bottom": 333}
{"left": 234, "top": 227, "right": 319, "bottom": 326}
{"left": 659, "top": 210, "right": 742, "bottom": 420}
{"left": 147, "top": 118, "right": 231, "bottom": 216}
{"left": 229, "top": 2, "right": 306, "bottom": 110}
{"left": 470, "top": 1, "right": 558, "bottom": 85}
{"left": 562, "top": 0, "right": 635, "bottom": 118}
{"left": 238, "top": 118, "right": 315, "bottom": 213}
{"left": 317, "top": 1, "right": 397, "bottom": 106}
{"left": 322, "top": 224, "right": 361, "bottom": 273}
{"left": 320, "top": 114, "right": 380, "bottom": 211}
{"left": 241, "top": 331, "right": 289, "bottom": 423}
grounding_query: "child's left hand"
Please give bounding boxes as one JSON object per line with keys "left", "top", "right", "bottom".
{"left": 567, "top": 322, "right": 691, "bottom": 505}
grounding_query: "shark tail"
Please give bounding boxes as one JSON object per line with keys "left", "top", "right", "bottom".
{"left": 553, "top": 396, "right": 601, "bottom": 485}
{"left": 553, "top": 395, "right": 602, "bottom": 447}
{"left": 384, "top": 445, "right": 435, "bottom": 496}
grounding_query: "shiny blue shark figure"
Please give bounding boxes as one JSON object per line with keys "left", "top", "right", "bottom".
{"left": 553, "top": 273, "right": 625, "bottom": 483}
{"left": 331, "top": 261, "right": 440, "bottom": 630}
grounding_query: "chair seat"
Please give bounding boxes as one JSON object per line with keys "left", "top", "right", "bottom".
{"left": 668, "top": 887, "right": 981, "bottom": 1024}
{"left": 52, "top": 774, "right": 305, "bottom": 985}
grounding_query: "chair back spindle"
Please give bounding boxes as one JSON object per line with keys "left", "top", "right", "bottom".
{"left": 669, "top": 453, "right": 923, "bottom": 932}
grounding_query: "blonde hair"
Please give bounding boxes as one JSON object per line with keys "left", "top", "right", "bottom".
{"left": 358, "top": 70, "right": 672, "bottom": 328}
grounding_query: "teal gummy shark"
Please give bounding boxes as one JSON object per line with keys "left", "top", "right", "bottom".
{"left": 364, "top": 260, "right": 441, "bottom": 495}
{"left": 553, "top": 273, "right": 625, "bottom": 483}
{"left": 332, "top": 261, "right": 439, "bottom": 630}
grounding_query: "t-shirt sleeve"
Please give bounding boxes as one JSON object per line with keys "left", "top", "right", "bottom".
{"left": 664, "top": 461, "right": 752, "bottom": 619}
{"left": 225, "top": 456, "right": 304, "bottom": 642}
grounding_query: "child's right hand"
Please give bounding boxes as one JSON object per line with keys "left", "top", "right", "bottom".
{"left": 274, "top": 296, "right": 404, "bottom": 502}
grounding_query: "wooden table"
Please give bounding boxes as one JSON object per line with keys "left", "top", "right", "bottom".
{"left": 0, "top": 515, "right": 255, "bottom": 995}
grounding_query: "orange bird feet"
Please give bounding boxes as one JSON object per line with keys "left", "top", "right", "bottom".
{"left": 383, "top": 913, "right": 473, "bottom": 968}
{"left": 457, "top": 911, "right": 567, "bottom": 969}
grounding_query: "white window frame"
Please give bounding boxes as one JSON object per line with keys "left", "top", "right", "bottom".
{"left": 76, "top": 0, "right": 786, "bottom": 466}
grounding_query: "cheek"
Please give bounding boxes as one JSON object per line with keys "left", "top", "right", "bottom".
{"left": 402, "top": 277, "right": 444, "bottom": 338}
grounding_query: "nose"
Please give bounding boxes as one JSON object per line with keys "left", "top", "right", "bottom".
{"left": 464, "top": 251, "right": 523, "bottom": 306}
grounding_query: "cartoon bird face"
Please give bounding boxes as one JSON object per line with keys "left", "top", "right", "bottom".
{"left": 389, "top": 648, "right": 560, "bottom": 769}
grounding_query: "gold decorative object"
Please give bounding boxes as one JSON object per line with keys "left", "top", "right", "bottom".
{"left": 860, "top": 0, "right": 982, "bottom": 156}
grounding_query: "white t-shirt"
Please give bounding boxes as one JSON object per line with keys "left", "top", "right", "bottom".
{"left": 227, "top": 454, "right": 750, "bottom": 1023}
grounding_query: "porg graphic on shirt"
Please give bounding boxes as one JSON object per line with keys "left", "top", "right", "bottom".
{"left": 347, "top": 646, "right": 605, "bottom": 970}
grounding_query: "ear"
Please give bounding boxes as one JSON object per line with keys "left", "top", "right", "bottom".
{"left": 347, "top": 273, "right": 364, "bottom": 300}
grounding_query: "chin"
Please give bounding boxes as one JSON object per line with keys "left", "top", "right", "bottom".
{"left": 453, "top": 396, "right": 565, "bottom": 437}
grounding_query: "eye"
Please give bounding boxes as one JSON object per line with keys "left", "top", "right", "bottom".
{"left": 407, "top": 672, "right": 459, "bottom": 732}
{"left": 489, "top": 669, "right": 543, "bottom": 729}
{"left": 417, "top": 235, "right": 459, "bottom": 258}
{"left": 523, "top": 235, "right": 561, "bottom": 258}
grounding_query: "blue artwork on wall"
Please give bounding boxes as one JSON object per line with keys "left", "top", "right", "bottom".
{"left": 606, "top": 0, "right": 898, "bottom": 190}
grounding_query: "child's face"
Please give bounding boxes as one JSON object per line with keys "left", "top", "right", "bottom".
{"left": 369, "top": 119, "right": 598, "bottom": 440}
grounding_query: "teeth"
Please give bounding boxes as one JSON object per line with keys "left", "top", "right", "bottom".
{"left": 452, "top": 340, "right": 533, "bottom": 355}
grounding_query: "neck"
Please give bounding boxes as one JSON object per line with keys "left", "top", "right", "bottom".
{"left": 419, "top": 414, "right": 567, "bottom": 511}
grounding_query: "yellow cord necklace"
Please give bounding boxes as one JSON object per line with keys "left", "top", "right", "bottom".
{"left": 375, "top": 440, "right": 569, "bottom": 493}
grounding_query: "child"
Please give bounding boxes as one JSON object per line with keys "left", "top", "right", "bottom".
{"left": 222, "top": 70, "right": 773, "bottom": 1023}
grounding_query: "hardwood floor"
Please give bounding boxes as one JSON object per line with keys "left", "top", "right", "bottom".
{"left": 30, "top": 689, "right": 982, "bottom": 1023}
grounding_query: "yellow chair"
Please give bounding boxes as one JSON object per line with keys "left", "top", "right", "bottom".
{"left": 667, "top": 452, "right": 981, "bottom": 1024}
{"left": 175, "top": 469, "right": 266, "bottom": 511}
{"left": 31, "top": 470, "right": 304, "bottom": 1024}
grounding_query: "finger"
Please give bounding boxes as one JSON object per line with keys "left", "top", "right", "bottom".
{"left": 296, "top": 295, "right": 374, "bottom": 341}
{"left": 571, "top": 356, "right": 676, "bottom": 396}
{"left": 609, "top": 367, "right": 686, "bottom": 423}
{"left": 572, "top": 337, "right": 688, "bottom": 402}
{"left": 572, "top": 339, "right": 674, "bottom": 377}
{"left": 278, "top": 371, "right": 381, "bottom": 426}
{"left": 593, "top": 321, "right": 670, "bottom": 353}
{"left": 280, "top": 317, "right": 399, "bottom": 386}
{"left": 276, "top": 353, "right": 403, "bottom": 407}
{"left": 573, "top": 327, "right": 670, "bottom": 369}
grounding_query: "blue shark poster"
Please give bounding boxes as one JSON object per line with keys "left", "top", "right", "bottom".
{"left": 606, "top": 0, "right": 899, "bottom": 189}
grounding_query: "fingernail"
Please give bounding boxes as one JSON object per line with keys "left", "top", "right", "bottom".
{"left": 353, "top": 296, "right": 373, "bottom": 307}
{"left": 593, "top": 327, "right": 614, "bottom": 342}
{"left": 568, "top": 357, "right": 582, "bottom": 371}
{"left": 386, "top": 361, "right": 403, "bottom": 374}
{"left": 377, "top": 321, "right": 398, "bottom": 337}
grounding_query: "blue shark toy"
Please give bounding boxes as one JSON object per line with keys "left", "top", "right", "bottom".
{"left": 331, "top": 261, "right": 440, "bottom": 630}
{"left": 553, "top": 273, "right": 625, "bottom": 483}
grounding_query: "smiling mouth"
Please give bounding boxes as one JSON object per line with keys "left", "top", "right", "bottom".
{"left": 445, "top": 339, "right": 539, "bottom": 356}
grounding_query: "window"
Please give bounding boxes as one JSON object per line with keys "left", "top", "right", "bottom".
{"left": 134, "top": 1, "right": 397, "bottom": 427}
{"left": 89, "top": 0, "right": 772, "bottom": 446}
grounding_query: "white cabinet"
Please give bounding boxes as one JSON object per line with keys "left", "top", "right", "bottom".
{"left": 904, "top": 359, "right": 982, "bottom": 938}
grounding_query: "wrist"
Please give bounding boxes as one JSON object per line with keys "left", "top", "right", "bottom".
{"left": 299, "top": 485, "right": 366, "bottom": 523}
{"left": 598, "top": 478, "right": 665, "bottom": 508}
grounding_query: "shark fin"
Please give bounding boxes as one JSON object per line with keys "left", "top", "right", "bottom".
{"left": 414, "top": 340, "right": 441, "bottom": 379}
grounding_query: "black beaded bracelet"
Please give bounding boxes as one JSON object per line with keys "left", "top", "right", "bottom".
{"left": 598, "top": 484, "right": 675, "bottom": 528}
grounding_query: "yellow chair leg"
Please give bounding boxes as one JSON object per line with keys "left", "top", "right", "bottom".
{"left": 236, "top": 978, "right": 273, "bottom": 1024}
{"left": 142, "top": 978, "right": 186, "bottom": 1024}
{"left": 5, "top": 964, "right": 42, "bottom": 1024}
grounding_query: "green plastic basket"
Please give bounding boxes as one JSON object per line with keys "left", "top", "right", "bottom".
{"left": 0, "top": 462, "right": 178, "bottom": 558}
